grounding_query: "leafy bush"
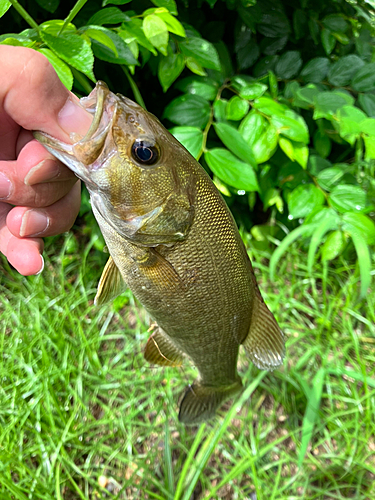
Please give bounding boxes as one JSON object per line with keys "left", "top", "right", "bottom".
{"left": 1, "top": 0, "right": 375, "bottom": 295}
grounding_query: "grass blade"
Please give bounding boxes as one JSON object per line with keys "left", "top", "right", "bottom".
{"left": 270, "top": 224, "right": 318, "bottom": 280}
{"left": 349, "top": 231, "right": 371, "bottom": 298}
{"left": 307, "top": 217, "right": 339, "bottom": 274}
{"left": 298, "top": 367, "right": 325, "bottom": 468}
{"left": 179, "top": 371, "right": 267, "bottom": 500}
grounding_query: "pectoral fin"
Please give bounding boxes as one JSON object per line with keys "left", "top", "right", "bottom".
{"left": 242, "top": 291, "right": 284, "bottom": 370}
{"left": 133, "top": 247, "right": 184, "bottom": 290}
{"left": 179, "top": 380, "right": 243, "bottom": 425}
{"left": 144, "top": 328, "right": 184, "bottom": 367}
{"left": 94, "top": 256, "right": 126, "bottom": 305}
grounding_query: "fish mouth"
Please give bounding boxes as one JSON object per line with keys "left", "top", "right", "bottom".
{"left": 34, "top": 81, "right": 116, "bottom": 183}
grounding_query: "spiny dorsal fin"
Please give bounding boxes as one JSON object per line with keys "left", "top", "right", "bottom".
{"left": 94, "top": 256, "right": 126, "bottom": 306}
{"left": 144, "top": 328, "right": 184, "bottom": 367}
{"left": 242, "top": 291, "right": 284, "bottom": 370}
{"left": 178, "top": 380, "right": 243, "bottom": 425}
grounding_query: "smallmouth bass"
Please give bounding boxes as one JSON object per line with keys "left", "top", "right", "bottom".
{"left": 35, "top": 82, "right": 284, "bottom": 425}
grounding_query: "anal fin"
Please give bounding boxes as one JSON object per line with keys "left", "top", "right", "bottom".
{"left": 178, "top": 380, "right": 243, "bottom": 425}
{"left": 94, "top": 256, "right": 126, "bottom": 306}
{"left": 144, "top": 328, "right": 184, "bottom": 367}
{"left": 242, "top": 291, "right": 284, "bottom": 370}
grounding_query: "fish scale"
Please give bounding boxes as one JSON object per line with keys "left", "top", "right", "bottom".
{"left": 34, "top": 81, "right": 285, "bottom": 425}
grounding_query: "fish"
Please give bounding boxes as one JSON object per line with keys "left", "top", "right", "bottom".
{"left": 34, "top": 81, "right": 284, "bottom": 425}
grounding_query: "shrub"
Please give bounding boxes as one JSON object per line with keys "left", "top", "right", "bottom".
{"left": 1, "top": 0, "right": 375, "bottom": 295}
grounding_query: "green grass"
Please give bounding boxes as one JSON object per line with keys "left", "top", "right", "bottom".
{"left": 0, "top": 228, "right": 374, "bottom": 500}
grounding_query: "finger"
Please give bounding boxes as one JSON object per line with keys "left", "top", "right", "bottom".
{"left": 0, "top": 141, "right": 77, "bottom": 207}
{"left": 7, "top": 181, "right": 81, "bottom": 238}
{"left": 0, "top": 202, "right": 44, "bottom": 275}
{"left": 0, "top": 46, "right": 92, "bottom": 145}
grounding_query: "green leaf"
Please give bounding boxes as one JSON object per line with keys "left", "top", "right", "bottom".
{"left": 298, "top": 369, "right": 325, "bottom": 468}
{"left": 151, "top": 0, "right": 178, "bottom": 15}
{"left": 185, "top": 56, "right": 207, "bottom": 76}
{"left": 279, "top": 137, "right": 308, "bottom": 168}
{"left": 37, "top": 48, "right": 73, "bottom": 90}
{"left": 363, "top": 135, "right": 375, "bottom": 160}
{"left": 268, "top": 71, "right": 278, "bottom": 98}
{"left": 156, "top": 12, "right": 185, "bottom": 37}
{"left": 308, "top": 155, "right": 332, "bottom": 176}
{"left": 175, "top": 76, "right": 218, "bottom": 101}
{"left": 329, "top": 184, "right": 367, "bottom": 213}
{"left": 257, "top": 10, "right": 290, "bottom": 38}
{"left": 226, "top": 96, "right": 249, "bottom": 121}
{"left": 239, "top": 112, "right": 278, "bottom": 163}
{"left": 236, "top": 38, "right": 259, "bottom": 70}
{"left": 0, "top": 0, "right": 11, "bottom": 18}
{"left": 321, "top": 230, "right": 346, "bottom": 261}
{"left": 158, "top": 52, "right": 184, "bottom": 92}
{"left": 213, "top": 99, "right": 228, "bottom": 122}
{"left": 205, "top": 149, "right": 259, "bottom": 192}
{"left": 358, "top": 94, "right": 375, "bottom": 117}
{"left": 349, "top": 231, "right": 372, "bottom": 298}
{"left": 213, "top": 123, "right": 257, "bottom": 167}
{"left": 102, "top": 0, "right": 132, "bottom": 5}
{"left": 41, "top": 31, "right": 95, "bottom": 81}
{"left": 328, "top": 55, "right": 365, "bottom": 87}
{"left": 300, "top": 58, "right": 330, "bottom": 83}
{"left": 81, "top": 26, "right": 117, "bottom": 56}
{"left": 87, "top": 7, "right": 130, "bottom": 25}
{"left": 232, "top": 80, "right": 267, "bottom": 100}
{"left": 163, "top": 94, "right": 211, "bottom": 129}
{"left": 92, "top": 30, "right": 138, "bottom": 65}
{"left": 169, "top": 126, "right": 203, "bottom": 159}
{"left": 35, "top": 0, "right": 59, "bottom": 13}
{"left": 313, "top": 130, "right": 331, "bottom": 158}
{"left": 342, "top": 212, "right": 375, "bottom": 245}
{"left": 322, "top": 14, "right": 348, "bottom": 32}
{"left": 0, "top": 36, "right": 34, "bottom": 48}
{"left": 275, "top": 51, "right": 302, "bottom": 79}
{"left": 253, "top": 96, "right": 288, "bottom": 116}
{"left": 352, "top": 63, "right": 375, "bottom": 92}
{"left": 143, "top": 14, "right": 169, "bottom": 55}
{"left": 336, "top": 105, "right": 367, "bottom": 145}
{"left": 361, "top": 118, "right": 375, "bottom": 136}
{"left": 313, "top": 92, "right": 347, "bottom": 120}
{"left": 121, "top": 19, "right": 156, "bottom": 54}
{"left": 288, "top": 184, "right": 325, "bottom": 219}
{"left": 317, "top": 167, "right": 344, "bottom": 191}
{"left": 179, "top": 37, "right": 221, "bottom": 71}
{"left": 321, "top": 29, "right": 336, "bottom": 55}
{"left": 271, "top": 110, "right": 309, "bottom": 144}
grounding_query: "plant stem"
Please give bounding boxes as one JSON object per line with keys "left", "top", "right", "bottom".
{"left": 71, "top": 68, "right": 93, "bottom": 95}
{"left": 122, "top": 66, "right": 146, "bottom": 110}
{"left": 58, "top": 0, "right": 89, "bottom": 35}
{"left": 8, "top": 0, "right": 39, "bottom": 32}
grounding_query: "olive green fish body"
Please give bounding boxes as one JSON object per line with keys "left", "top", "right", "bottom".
{"left": 34, "top": 82, "right": 284, "bottom": 424}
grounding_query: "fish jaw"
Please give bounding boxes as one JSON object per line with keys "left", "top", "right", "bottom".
{"left": 33, "top": 81, "right": 117, "bottom": 188}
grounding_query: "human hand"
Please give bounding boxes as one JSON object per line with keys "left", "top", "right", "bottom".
{"left": 0, "top": 46, "right": 92, "bottom": 276}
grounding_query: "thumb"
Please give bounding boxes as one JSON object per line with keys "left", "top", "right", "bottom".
{"left": 0, "top": 45, "right": 92, "bottom": 142}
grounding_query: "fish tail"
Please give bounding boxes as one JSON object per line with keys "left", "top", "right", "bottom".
{"left": 178, "top": 379, "right": 243, "bottom": 425}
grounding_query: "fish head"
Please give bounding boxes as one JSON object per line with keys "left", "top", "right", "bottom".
{"left": 34, "top": 81, "right": 194, "bottom": 243}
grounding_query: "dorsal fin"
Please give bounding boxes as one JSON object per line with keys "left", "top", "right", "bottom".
{"left": 94, "top": 256, "right": 126, "bottom": 305}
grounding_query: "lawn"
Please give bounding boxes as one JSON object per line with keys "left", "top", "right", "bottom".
{"left": 0, "top": 227, "right": 374, "bottom": 500}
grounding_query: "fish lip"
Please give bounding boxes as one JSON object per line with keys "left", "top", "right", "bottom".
{"left": 33, "top": 81, "right": 115, "bottom": 180}
{"left": 34, "top": 81, "right": 110, "bottom": 151}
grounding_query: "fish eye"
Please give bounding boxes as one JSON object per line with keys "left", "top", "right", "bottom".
{"left": 131, "top": 139, "right": 159, "bottom": 166}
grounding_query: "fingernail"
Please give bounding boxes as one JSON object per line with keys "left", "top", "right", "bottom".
{"left": 58, "top": 96, "right": 92, "bottom": 138}
{"left": 0, "top": 172, "right": 12, "bottom": 199}
{"left": 35, "top": 255, "right": 44, "bottom": 275}
{"left": 24, "top": 159, "right": 61, "bottom": 186}
{"left": 20, "top": 210, "right": 50, "bottom": 237}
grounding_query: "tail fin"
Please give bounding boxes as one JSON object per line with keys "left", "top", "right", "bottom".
{"left": 242, "top": 289, "right": 284, "bottom": 370}
{"left": 178, "top": 380, "right": 243, "bottom": 425}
